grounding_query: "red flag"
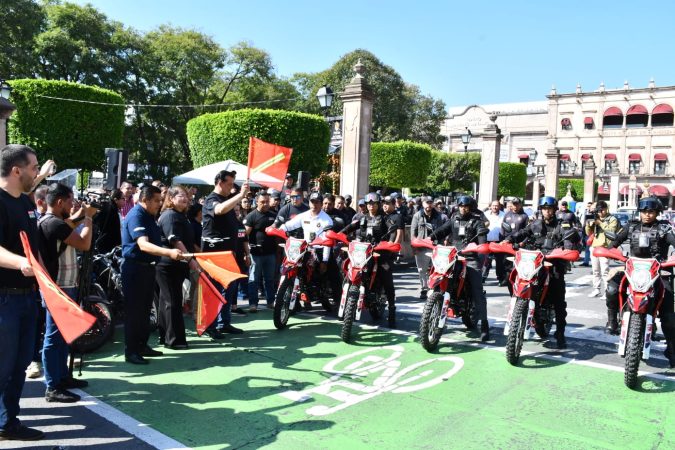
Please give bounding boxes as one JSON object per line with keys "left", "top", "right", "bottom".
{"left": 193, "top": 251, "right": 247, "bottom": 289}
{"left": 195, "top": 272, "right": 227, "bottom": 336}
{"left": 19, "top": 231, "right": 96, "bottom": 344}
{"left": 247, "top": 136, "right": 293, "bottom": 190}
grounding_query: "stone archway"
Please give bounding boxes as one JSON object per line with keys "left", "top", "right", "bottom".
{"left": 526, "top": 180, "right": 545, "bottom": 200}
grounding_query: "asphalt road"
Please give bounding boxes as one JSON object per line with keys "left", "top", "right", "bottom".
{"left": 6, "top": 259, "right": 674, "bottom": 449}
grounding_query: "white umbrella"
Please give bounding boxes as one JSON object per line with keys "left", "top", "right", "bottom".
{"left": 172, "top": 160, "right": 278, "bottom": 188}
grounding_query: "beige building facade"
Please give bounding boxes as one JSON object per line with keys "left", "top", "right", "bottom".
{"left": 444, "top": 81, "right": 675, "bottom": 207}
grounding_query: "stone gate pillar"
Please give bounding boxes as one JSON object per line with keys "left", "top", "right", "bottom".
{"left": 544, "top": 140, "right": 559, "bottom": 198}
{"left": 477, "top": 115, "right": 502, "bottom": 210}
{"left": 0, "top": 97, "right": 16, "bottom": 147}
{"left": 339, "top": 60, "right": 374, "bottom": 202}
{"left": 583, "top": 157, "right": 596, "bottom": 204}
{"left": 608, "top": 164, "right": 621, "bottom": 213}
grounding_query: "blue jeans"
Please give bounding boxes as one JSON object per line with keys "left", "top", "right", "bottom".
{"left": 42, "top": 287, "right": 76, "bottom": 389}
{"left": 0, "top": 291, "right": 38, "bottom": 432}
{"left": 208, "top": 279, "right": 236, "bottom": 331}
{"left": 248, "top": 254, "right": 276, "bottom": 307}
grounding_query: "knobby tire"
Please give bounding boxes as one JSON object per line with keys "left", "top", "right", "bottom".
{"left": 506, "top": 298, "right": 528, "bottom": 366}
{"left": 341, "top": 287, "right": 359, "bottom": 343}
{"left": 624, "top": 313, "right": 646, "bottom": 389}
{"left": 419, "top": 291, "right": 444, "bottom": 352}
{"left": 273, "top": 277, "right": 293, "bottom": 330}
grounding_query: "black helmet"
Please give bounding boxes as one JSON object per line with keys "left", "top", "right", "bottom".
{"left": 456, "top": 195, "right": 474, "bottom": 207}
{"left": 538, "top": 196, "right": 557, "bottom": 210}
{"left": 365, "top": 192, "right": 381, "bottom": 204}
{"left": 638, "top": 196, "right": 663, "bottom": 212}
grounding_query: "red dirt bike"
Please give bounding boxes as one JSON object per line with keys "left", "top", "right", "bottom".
{"left": 411, "top": 238, "right": 490, "bottom": 352}
{"left": 489, "top": 241, "right": 579, "bottom": 365}
{"left": 593, "top": 245, "right": 675, "bottom": 389}
{"left": 265, "top": 226, "right": 336, "bottom": 329}
{"left": 326, "top": 230, "right": 401, "bottom": 343}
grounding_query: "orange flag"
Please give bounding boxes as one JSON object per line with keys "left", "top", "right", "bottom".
{"left": 195, "top": 272, "right": 226, "bottom": 335}
{"left": 247, "top": 136, "right": 293, "bottom": 190}
{"left": 19, "top": 231, "right": 96, "bottom": 344}
{"left": 193, "top": 251, "right": 247, "bottom": 289}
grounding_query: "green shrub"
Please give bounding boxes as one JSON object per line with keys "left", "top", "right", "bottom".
{"left": 8, "top": 79, "right": 124, "bottom": 170}
{"left": 186, "top": 109, "right": 330, "bottom": 176}
{"left": 425, "top": 151, "right": 480, "bottom": 193}
{"left": 370, "top": 141, "right": 432, "bottom": 189}
{"left": 497, "top": 162, "right": 527, "bottom": 198}
{"left": 557, "top": 178, "right": 587, "bottom": 200}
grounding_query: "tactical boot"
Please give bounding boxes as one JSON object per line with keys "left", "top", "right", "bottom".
{"left": 388, "top": 307, "right": 397, "bottom": 329}
{"left": 605, "top": 309, "right": 619, "bottom": 335}
{"left": 480, "top": 320, "right": 490, "bottom": 342}
{"left": 664, "top": 343, "right": 675, "bottom": 369}
{"left": 555, "top": 329, "right": 567, "bottom": 349}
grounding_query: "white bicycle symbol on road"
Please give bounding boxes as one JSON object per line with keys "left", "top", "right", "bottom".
{"left": 279, "top": 345, "right": 464, "bottom": 416}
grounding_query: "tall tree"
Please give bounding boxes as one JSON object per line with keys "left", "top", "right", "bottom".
{"left": 0, "top": 0, "right": 45, "bottom": 78}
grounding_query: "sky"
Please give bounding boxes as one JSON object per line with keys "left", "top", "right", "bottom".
{"left": 71, "top": 0, "right": 675, "bottom": 108}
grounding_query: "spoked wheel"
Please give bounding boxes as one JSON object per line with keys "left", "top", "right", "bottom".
{"left": 273, "top": 277, "right": 294, "bottom": 330}
{"left": 624, "top": 313, "right": 646, "bottom": 389}
{"left": 419, "top": 291, "right": 444, "bottom": 352}
{"left": 340, "top": 286, "right": 359, "bottom": 343}
{"left": 71, "top": 298, "right": 113, "bottom": 354}
{"left": 461, "top": 300, "right": 476, "bottom": 330}
{"left": 505, "top": 298, "right": 528, "bottom": 366}
{"left": 369, "top": 288, "right": 387, "bottom": 321}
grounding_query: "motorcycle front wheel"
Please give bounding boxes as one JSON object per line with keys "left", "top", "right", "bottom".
{"left": 505, "top": 298, "right": 528, "bottom": 366}
{"left": 340, "top": 286, "right": 359, "bottom": 343}
{"left": 273, "top": 277, "right": 294, "bottom": 330}
{"left": 70, "top": 298, "right": 113, "bottom": 354}
{"left": 419, "top": 291, "right": 444, "bottom": 352}
{"left": 624, "top": 313, "right": 646, "bottom": 389}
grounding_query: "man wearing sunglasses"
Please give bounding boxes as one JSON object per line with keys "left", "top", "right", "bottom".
{"left": 606, "top": 197, "right": 675, "bottom": 367}
{"left": 275, "top": 187, "right": 308, "bottom": 239}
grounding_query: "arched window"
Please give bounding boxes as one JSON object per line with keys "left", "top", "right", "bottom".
{"left": 603, "top": 107, "right": 623, "bottom": 128}
{"left": 626, "top": 105, "right": 648, "bottom": 128}
{"left": 652, "top": 104, "right": 674, "bottom": 127}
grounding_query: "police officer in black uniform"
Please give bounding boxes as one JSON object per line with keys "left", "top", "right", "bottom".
{"left": 605, "top": 197, "right": 675, "bottom": 367}
{"left": 503, "top": 196, "right": 580, "bottom": 349}
{"left": 427, "top": 196, "right": 490, "bottom": 341}
{"left": 501, "top": 197, "right": 530, "bottom": 286}
{"left": 275, "top": 187, "right": 308, "bottom": 238}
{"left": 339, "top": 193, "right": 399, "bottom": 327}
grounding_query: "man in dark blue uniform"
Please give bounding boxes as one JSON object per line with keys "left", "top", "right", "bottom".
{"left": 121, "top": 185, "right": 183, "bottom": 364}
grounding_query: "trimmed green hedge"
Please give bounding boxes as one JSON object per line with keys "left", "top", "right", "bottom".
{"left": 370, "top": 141, "right": 432, "bottom": 189}
{"left": 425, "top": 151, "right": 480, "bottom": 193}
{"left": 8, "top": 79, "right": 124, "bottom": 171}
{"left": 186, "top": 109, "right": 330, "bottom": 176}
{"left": 497, "top": 162, "right": 527, "bottom": 198}
{"left": 557, "top": 178, "right": 584, "bottom": 200}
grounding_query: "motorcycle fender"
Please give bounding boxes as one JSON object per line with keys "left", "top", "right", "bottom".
{"left": 438, "top": 291, "right": 450, "bottom": 328}
{"left": 281, "top": 265, "right": 297, "bottom": 278}
{"left": 348, "top": 267, "right": 361, "bottom": 285}
{"left": 289, "top": 277, "right": 300, "bottom": 310}
{"left": 428, "top": 272, "right": 444, "bottom": 290}
{"left": 618, "top": 311, "right": 631, "bottom": 356}
{"left": 338, "top": 282, "right": 350, "bottom": 318}
{"left": 503, "top": 297, "right": 518, "bottom": 336}
{"left": 355, "top": 286, "right": 365, "bottom": 321}
{"left": 642, "top": 314, "right": 654, "bottom": 360}
{"left": 524, "top": 300, "right": 535, "bottom": 340}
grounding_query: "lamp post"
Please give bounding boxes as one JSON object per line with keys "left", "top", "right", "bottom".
{"left": 316, "top": 85, "right": 334, "bottom": 116}
{"left": 316, "top": 85, "right": 342, "bottom": 194}
{"left": 0, "top": 80, "right": 11, "bottom": 99}
{"left": 460, "top": 128, "right": 473, "bottom": 153}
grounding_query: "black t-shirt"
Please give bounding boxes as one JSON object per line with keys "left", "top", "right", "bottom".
{"left": 201, "top": 192, "right": 240, "bottom": 251}
{"left": 0, "top": 188, "right": 39, "bottom": 288}
{"left": 275, "top": 202, "right": 309, "bottom": 238}
{"left": 158, "top": 208, "right": 195, "bottom": 266}
{"left": 385, "top": 212, "right": 405, "bottom": 230}
{"left": 243, "top": 209, "right": 277, "bottom": 256}
{"left": 38, "top": 213, "right": 73, "bottom": 280}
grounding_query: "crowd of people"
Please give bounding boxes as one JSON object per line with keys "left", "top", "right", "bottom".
{"left": 3, "top": 143, "right": 675, "bottom": 442}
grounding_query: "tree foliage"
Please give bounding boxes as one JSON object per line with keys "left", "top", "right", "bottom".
{"left": 187, "top": 109, "right": 330, "bottom": 177}
{"left": 425, "top": 151, "right": 481, "bottom": 193}
{"left": 497, "top": 163, "right": 527, "bottom": 198}
{"left": 0, "top": 0, "right": 45, "bottom": 78}
{"left": 370, "top": 141, "right": 433, "bottom": 189}
{"left": 8, "top": 79, "right": 124, "bottom": 171}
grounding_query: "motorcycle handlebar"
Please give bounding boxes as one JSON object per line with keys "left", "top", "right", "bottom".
{"left": 592, "top": 246, "right": 627, "bottom": 262}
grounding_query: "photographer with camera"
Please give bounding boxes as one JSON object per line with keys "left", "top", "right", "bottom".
{"left": 584, "top": 201, "right": 619, "bottom": 298}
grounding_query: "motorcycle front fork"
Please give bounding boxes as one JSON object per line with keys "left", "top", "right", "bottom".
{"left": 618, "top": 311, "right": 654, "bottom": 360}
{"left": 503, "top": 297, "right": 536, "bottom": 339}
{"left": 337, "top": 282, "right": 367, "bottom": 321}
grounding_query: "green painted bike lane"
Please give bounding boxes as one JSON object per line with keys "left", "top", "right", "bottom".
{"left": 82, "top": 312, "right": 675, "bottom": 449}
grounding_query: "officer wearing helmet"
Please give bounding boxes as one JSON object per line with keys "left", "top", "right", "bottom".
{"left": 503, "top": 196, "right": 580, "bottom": 349}
{"left": 605, "top": 197, "right": 675, "bottom": 367}
{"left": 340, "top": 192, "right": 399, "bottom": 327}
{"left": 427, "top": 195, "right": 491, "bottom": 341}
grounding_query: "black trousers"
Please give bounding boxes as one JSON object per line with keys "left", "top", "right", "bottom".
{"left": 156, "top": 264, "right": 188, "bottom": 347}
{"left": 462, "top": 262, "right": 487, "bottom": 322}
{"left": 378, "top": 254, "right": 396, "bottom": 310}
{"left": 121, "top": 260, "right": 156, "bottom": 356}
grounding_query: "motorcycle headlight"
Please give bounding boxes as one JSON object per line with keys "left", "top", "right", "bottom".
{"left": 349, "top": 242, "right": 370, "bottom": 268}
{"left": 286, "top": 240, "right": 305, "bottom": 263}
{"left": 432, "top": 247, "right": 454, "bottom": 274}
{"left": 629, "top": 265, "right": 656, "bottom": 292}
{"left": 516, "top": 255, "right": 538, "bottom": 280}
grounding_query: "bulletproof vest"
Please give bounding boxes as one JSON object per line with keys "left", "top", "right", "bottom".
{"left": 357, "top": 213, "right": 387, "bottom": 242}
{"left": 503, "top": 211, "right": 528, "bottom": 235}
{"left": 628, "top": 221, "right": 667, "bottom": 259}
{"left": 527, "top": 218, "right": 561, "bottom": 252}
{"left": 447, "top": 213, "right": 479, "bottom": 249}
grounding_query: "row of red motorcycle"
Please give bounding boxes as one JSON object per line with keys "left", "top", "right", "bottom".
{"left": 264, "top": 225, "right": 673, "bottom": 390}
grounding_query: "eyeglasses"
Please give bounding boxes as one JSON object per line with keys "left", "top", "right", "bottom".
{"left": 290, "top": 195, "right": 301, "bottom": 199}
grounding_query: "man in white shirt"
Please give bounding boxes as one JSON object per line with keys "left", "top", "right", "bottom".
{"left": 279, "top": 192, "right": 334, "bottom": 267}
{"left": 484, "top": 200, "right": 505, "bottom": 283}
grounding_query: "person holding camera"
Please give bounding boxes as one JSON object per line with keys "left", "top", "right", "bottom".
{"left": 584, "top": 201, "right": 619, "bottom": 298}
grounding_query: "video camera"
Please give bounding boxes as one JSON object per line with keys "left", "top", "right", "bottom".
{"left": 81, "top": 190, "right": 110, "bottom": 209}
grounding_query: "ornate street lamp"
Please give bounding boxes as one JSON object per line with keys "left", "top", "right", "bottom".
{"left": 316, "top": 85, "right": 334, "bottom": 114}
{"left": 569, "top": 161, "right": 578, "bottom": 176}
{"left": 0, "top": 80, "right": 11, "bottom": 99}
{"left": 460, "top": 128, "right": 473, "bottom": 152}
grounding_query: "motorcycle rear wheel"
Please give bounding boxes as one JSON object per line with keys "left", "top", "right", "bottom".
{"left": 505, "top": 298, "right": 528, "bottom": 366}
{"left": 273, "top": 277, "right": 293, "bottom": 330}
{"left": 340, "top": 288, "right": 359, "bottom": 343}
{"left": 71, "top": 298, "right": 113, "bottom": 354}
{"left": 419, "top": 291, "right": 444, "bottom": 352}
{"left": 461, "top": 300, "right": 476, "bottom": 330}
{"left": 369, "top": 288, "right": 386, "bottom": 321}
{"left": 624, "top": 313, "right": 646, "bottom": 389}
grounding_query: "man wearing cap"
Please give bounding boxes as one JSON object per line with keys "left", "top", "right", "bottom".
{"left": 201, "top": 170, "right": 249, "bottom": 339}
{"left": 434, "top": 198, "right": 449, "bottom": 216}
{"left": 584, "top": 201, "right": 618, "bottom": 298}
{"left": 243, "top": 192, "right": 277, "bottom": 312}
{"left": 268, "top": 189, "right": 281, "bottom": 213}
{"left": 280, "top": 173, "right": 294, "bottom": 204}
{"left": 382, "top": 196, "right": 404, "bottom": 244}
{"left": 411, "top": 196, "right": 447, "bottom": 298}
{"left": 392, "top": 193, "right": 410, "bottom": 225}
{"left": 275, "top": 187, "right": 308, "bottom": 238}
{"left": 342, "top": 194, "right": 357, "bottom": 221}
{"left": 501, "top": 197, "right": 529, "bottom": 286}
